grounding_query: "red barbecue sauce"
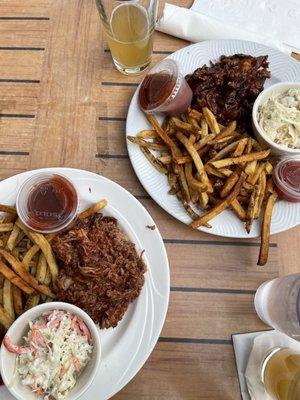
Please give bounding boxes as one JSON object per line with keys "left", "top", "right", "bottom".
{"left": 27, "top": 175, "right": 78, "bottom": 231}
{"left": 273, "top": 159, "right": 300, "bottom": 202}
{"left": 139, "top": 71, "right": 192, "bottom": 115}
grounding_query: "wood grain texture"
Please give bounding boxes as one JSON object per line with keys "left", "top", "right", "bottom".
{"left": 0, "top": 0, "right": 299, "bottom": 399}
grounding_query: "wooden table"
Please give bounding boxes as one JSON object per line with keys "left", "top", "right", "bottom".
{"left": 0, "top": 1, "right": 299, "bottom": 398}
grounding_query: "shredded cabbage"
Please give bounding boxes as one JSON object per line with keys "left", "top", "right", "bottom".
{"left": 16, "top": 310, "right": 93, "bottom": 400}
{"left": 258, "top": 88, "right": 300, "bottom": 149}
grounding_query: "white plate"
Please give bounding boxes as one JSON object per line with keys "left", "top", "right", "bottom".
{"left": 126, "top": 39, "right": 300, "bottom": 238}
{"left": 0, "top": 168, "right": 170, "bottom": 400}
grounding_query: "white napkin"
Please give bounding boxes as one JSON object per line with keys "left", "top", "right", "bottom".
{"left": 156, "top": 3, "right": 299, "bottom": 55}
{"left": 245, "top": 331, "right": 300, "bottom": 400}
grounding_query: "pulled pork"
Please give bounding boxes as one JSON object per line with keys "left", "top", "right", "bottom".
{"left": 186, "top": 54, "right": 270, "bottom": 128}
{"left": 53, "top": 214, "right": 146, "bottom": 329}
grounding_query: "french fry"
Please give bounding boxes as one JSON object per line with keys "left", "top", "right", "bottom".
{"left": 266, "top": 177, "right": 275, "bottom": 194}
{"left": 6, "top": 224, "right": 21, "bottom": 251}
{"left": 209, "top": 140, "right": 241, "bottom": 161}
{"left": 220, "top": 170, "right": 240, "bottom": 198}
{"left": 146, "top": 114, "right": 181, "bottom": 158}
{"left": 23, "top": 244, "right": 40, "bottom": 270}
{"left": 231, "top": 199, "right": 246, "bottom": 221}
{"left": 200, "top": 118, "right": 208, "bottom": 137}
{"left": 0, "top": 261, "right": 34, "bottom": 295}
{"left": 3, "top": 279, "right": 15, "bottom": 320}
{"left": 12, "top": 285, "right": 23, "bottom": 316}
{"left": 247, "top": 162, "right": 266, "bottom": 185}
{"left": 232, "top": 138, "right": 248, "bottom": 157}
{"left": 127, "top": 136, "right": 167, "bottom": 151}
{"left": 245, "top": 160, "right": 257, "bottom": 175}
{"left": 191, "top": 172, "right": 246, "bottom": 228}
{"left": 0, "top": 248, "right": 54, "bottom": 298}
{"left": 25, "top": 295, "right": 40, "bottom": 311}
{"left": 254, "top": 171, "right": 267, "bottom": 219}
{"left": 217, "top": 121, "right": 237, "bottom": 140}
{"left": 0, "top": 304, "right": 13, "bottom": 329}
{"left": 139, "top": 146, "right": 168, "bottom": 174}
{"left": 170, "top": 117, "right": 198, "bottom": 134}
{"left": 79, "top": 199, "right": 108, "bottom": 219}
{"left": 176, "top": 132, "right": 212, "bottom": 193}
{"left": 189, "top": 109, "right": 202, "bottom": 121}
{"left": 0, "top": 204, "right": 17, "bottom": 216}
{"left": 178, "top": 166, "right": 190, "bottom": 203}
{"left": 258, "top": 193, "right": 278, "bottom": 266}
{"left": 210, "top": 150, "right": 271, "bottom": 169}
{"left": 157, "top": 155, "right": 172, "bottom": 165}
{"left": 137, "top": 129, "right": 158, "bottom": 139}
{"left": 0, "top": 223, "right": 14, "bottom": 232}
{"left": 185, "top": 163, "right": 208, "bottom": 192}
{"left": 194, "top": 133, "right": 217, "bottom": 150}
{"left": 265, "top": 161, "right": 273, "bottom": 175}
{"left": 245, "top": 185, "right": 260, "bottom": 233}
{"left": 202, "top": 107, "right": 220, "bottom": 134}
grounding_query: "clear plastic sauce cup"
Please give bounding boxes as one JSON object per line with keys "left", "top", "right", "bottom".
{"left": 16, "top": 173, "right": 79, "bottom": 233}
{"left": 273, "top": 158, "right": 300, "bottom": 202}
{"left": 138, "top": 59, "right": 193, "bottom": 116}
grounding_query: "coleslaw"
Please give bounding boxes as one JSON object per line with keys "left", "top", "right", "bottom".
{"left": 3, "top": 310, "right": 93, "bottom": 399}
{"left": 258, "top": 88, "right": 300, "bottom": 149}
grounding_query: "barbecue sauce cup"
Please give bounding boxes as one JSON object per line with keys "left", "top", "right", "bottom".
{"left": 16, "top": 173, "right": 79, "bottom": 234}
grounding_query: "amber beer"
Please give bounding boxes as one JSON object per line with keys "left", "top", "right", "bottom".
{"left": 262, "top": 348, "right": 300, "bottom": 400}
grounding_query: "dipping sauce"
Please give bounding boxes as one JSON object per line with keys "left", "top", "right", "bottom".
{"left": 258, "top": 88, "right": 300, "bottom": 149}
{"left": 273, "top": 158, "right": 300, "bottom": 202}
{"left": 139, "top": 59, "right": 192, "bottom": 115}
{"left": 17, "top": 173, "right": 78, "bottom": 233}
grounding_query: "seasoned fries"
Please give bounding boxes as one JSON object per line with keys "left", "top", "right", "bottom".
{"left": 129, "top": 106, "right": 278, "bottom": 265}
{"left": 258, "top": 193, "right": 278, "bottom": 266}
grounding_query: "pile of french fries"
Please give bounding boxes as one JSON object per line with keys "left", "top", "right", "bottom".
{"left": 0, "top": 199, "right": 108, "bottom": 335}
{"left": 128, "top": 107, "right": 278, "bottom": 266}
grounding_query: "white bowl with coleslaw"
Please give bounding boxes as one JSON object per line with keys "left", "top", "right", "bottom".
{"left": 0, "top": 302, "right": 101, "bottom": 400}
{"left": 252, "top": 82, "right": 300, "bottom": 156}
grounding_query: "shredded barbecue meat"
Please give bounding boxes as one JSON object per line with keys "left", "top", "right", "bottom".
{"left": 186, "top": 54, "right": 270, "bottom": 128}
{"left": 53, "top": 214, "right": 146, "bottom": 329}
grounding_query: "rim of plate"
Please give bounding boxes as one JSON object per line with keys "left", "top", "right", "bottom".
{"left": 0, "top": 167, "right": 170, "bottom": 400}
{"left": 126, "top": 39, "right": 300, "bottom": 239}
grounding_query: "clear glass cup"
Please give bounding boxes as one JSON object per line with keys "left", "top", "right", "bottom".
{"left": 95, "top": 0, "right": 158, "bottom": 75}
{"left": 261, "top": 347, "right": 300, "bottom": 400}
{"left": 254, "top": 273, "right": 300, "bottom": 341}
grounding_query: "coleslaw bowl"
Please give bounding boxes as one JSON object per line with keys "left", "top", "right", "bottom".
{"left": 0, "top": 302, "right": 101, "bottom": 400}
{"left": 252, "top": 82, "right": 300, "bottom": 156}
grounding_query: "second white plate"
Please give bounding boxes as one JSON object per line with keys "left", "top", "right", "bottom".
{"left": 126, "top": 39, "right": 300, "bottom": 238}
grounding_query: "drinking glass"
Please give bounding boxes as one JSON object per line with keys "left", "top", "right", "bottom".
{"left": 254, "top": 273, "right": 300, "bottom": 340}
{"left": 95, "top": 0, "right": 158, "bottom": 75}
{"left": 261, "top": 347, "right": 300, "bottom": 400}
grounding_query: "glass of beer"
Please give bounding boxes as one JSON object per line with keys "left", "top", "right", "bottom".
{"left": 261, "top": 347, "right": 300, "bottom": 400}
{"left": 254, "top": 273, "right": 300, "bottom": 340}
{"left": 95, "top": 0, "right": 158, "bottom": 75}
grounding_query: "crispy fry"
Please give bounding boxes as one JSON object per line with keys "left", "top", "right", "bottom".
{"left": 209, "top": 140, "right": 241, "bottom": 161}
{"left": 25, "top": 295, "right": 40, "bottom": 311}
{"left": 233, "top": 138, "right": 248, "bottom": 157}
{"left": 0, "top": 223, "right": 14, "bottom": 232}
{"left": 254, "top": 172, "right": 267, "bottom": 219}
{"left": 0, "top": 204, "right": 17, "bottom": 216}
{"left": 176, "top": 132, "right": 212, "bottom": 192}
{"left": 0, "top": 260, "right": 34, "bottom": 295}
{"left": 245, "top": 185, "right": 260, "bottom": 233}
{"left": 127, "top": 136, "right": 167, "bottom": 151}
{"left": 139, "top": 146, "right": 168, "bottom": 174}
{"left": 146, "top": 114, "right": 181, "bottom": 158}
{"left": 3, "top": 279, "right": 15, "bottom": 320}
{"left": 200, "top": 118, "right": 208, "bottom": 137}
{"left": 6, "top": 224, "right": 21, "bottom": 251}
{"left": 265, "top": 161, "right": 273, "bottom": 175}
{"left": 245, "top": 160, "right": 257, "bottom": 175}
{"left": 0, "top": 248, "right": 54, "bottom": 298}
{"left": 23, "top": 244, "right": 40, "bottom": 270}
{"left": 157, "top": 155, "right": 172, "bottom": 165}
{"left": 185, "top": 163, "right": 208, "bottom": 192}
{"left": 220, "top": 171, "right": 239, "bottom": 198}
{"left": 137, "top": 129, "right": 158, "bottom": 139}
{"left": 191, "top": 172, "right": 246, "bottom": 228}
{"left": 12, "top": 285, "right": 23, "bottom": 316}
{"left": 194, "top": 133, "right": 217, "bottom": 150}
{"left": 247, "top": 162, "right": 266, "bottom": 185}
{"left": 79, "top": 199, "right": 108, "bottom": 219}
{"left": 210, "top": 150, "right": 271, "bottom": 169}
{"left": 189, "top": 109, "right": 202, "bottom": 121}
{"left": 0, "top": 303, "right": 13, "bottom": 329}
{"left": 182, "top": 202, "right": 211, "bottom": 228}
{"left": 170, "top": 117, "right": 198, "bottom": 134}
{"left": 203, "top": 107, "right": 220, "bottom": 134}
{"left": 258, "top": 193, "right": 278, "bottom": 266}
{"left": 217, "top": 121, "right": 237, "bottom": 140}
{"left": 178, "top": 166, "right": 190, "bottom": 203}
{"left": 266, "top": 177, "right": 275, "bottom": 194}
{"left": 231, "top": 199, "right": 247, "bottom": 221}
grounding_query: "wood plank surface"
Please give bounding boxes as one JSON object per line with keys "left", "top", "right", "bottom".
{"left": 0, "top": 0, "right": 299, "bottom": 399}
